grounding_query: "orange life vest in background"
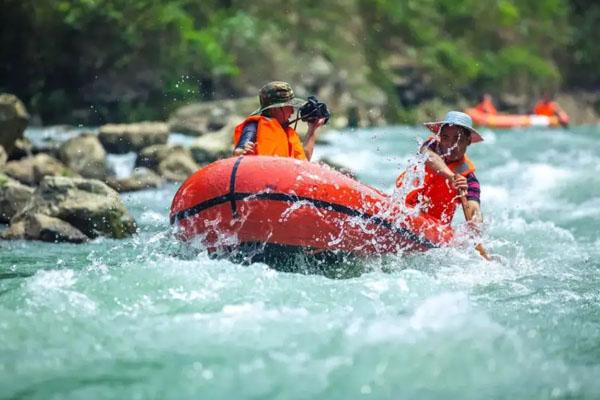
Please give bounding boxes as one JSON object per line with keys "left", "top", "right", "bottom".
{"left": 396, "top": 155, "right": 476, "bottom": 224}
{"left": 233, "top": 115, "right": 307, "bottom": 160}
{"left": 533, "top": 100, "right": 558, "bottom": 116}
{"left": 474, "top": 98, "right": 497, "bottom": 114}
{"left": 533, "top": 100, "right": 570, "bottom": 125}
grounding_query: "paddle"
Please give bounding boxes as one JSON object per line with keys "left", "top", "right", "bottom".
{"left": 459, "top": 194, "right": 492, "bottom": 261}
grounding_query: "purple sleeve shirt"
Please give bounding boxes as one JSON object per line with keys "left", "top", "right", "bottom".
{"left": 465, "top": 172, "right": 480, "bottom": 203}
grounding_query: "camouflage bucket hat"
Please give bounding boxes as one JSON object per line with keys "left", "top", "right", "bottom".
{"left": 251, "top": 81, "right": 305, "bottom": 115}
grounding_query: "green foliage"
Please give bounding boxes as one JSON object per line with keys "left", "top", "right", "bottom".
{"left": 566, "top": 0, "right": 600, "bottom": 86}
{"left": 0, "top": 0, "right": 596, "bottom": 123}
{"left": 480, "top": 46, "right": 561, "bottom": 92}
{"left": 365, "top": 0, "right": 569, "bottom": 91}
{"left": 0, "top": 0, "right": 240, "bottom": 122}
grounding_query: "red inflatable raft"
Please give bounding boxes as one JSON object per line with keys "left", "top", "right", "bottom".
{"left": 466, "top": 107, "right": 562, "bottom": 129}
{"left": 170, "top": 156, "right": 453, "bottom": 266}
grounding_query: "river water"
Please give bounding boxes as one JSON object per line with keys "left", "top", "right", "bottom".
{"left": 1, "top": 125, "right": 599, "bottom": 399}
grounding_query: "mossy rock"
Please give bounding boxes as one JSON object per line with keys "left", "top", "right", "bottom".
{"left": 12, "top": 176, "right": 137, "bottom": 239}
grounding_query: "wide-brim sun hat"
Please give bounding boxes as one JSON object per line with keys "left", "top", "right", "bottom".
{"left": 424, "top": 111, "right": 484, "bottom": 143}
{"left": 251, "top": 81, "right": 305, "bottom": 115}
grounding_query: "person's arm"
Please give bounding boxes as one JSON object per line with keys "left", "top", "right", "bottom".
{"left": 463, "top": 199, "right": 483, "bottom": 223}
{"left": 302, "top": 118, "right": 326, "bottom": 161}
{"left": 552, "top": 102, "right": 570, "bottom": 127}
{"left": 461, "top": 172, "right": 492, "bottom": 261}
{"left": 466, "top": 173, "right": 482, "bottom": 221}
{"left": 232, "top": 122, "right": 258, "bottom": 156}
{"left": 420, "top": 147, "right": 468, "bottom": 192}
{"left": 461, "top": 197, "right": 492, "bottom": 261}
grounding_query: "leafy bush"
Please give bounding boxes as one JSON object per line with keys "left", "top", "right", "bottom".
{"left": 0, "top": 0, "right": 595, "bottom": 123}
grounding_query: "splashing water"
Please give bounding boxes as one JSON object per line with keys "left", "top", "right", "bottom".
{"left": 1, "top": 125, "right": 600, "bottom": 399}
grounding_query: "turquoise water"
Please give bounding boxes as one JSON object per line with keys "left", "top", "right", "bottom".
{"left": 2, "top": 125, "right": 600, "bottom": 399}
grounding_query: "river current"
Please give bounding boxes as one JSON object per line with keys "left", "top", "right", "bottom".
{"left": 1, "top": 125, "right": 599, "bottom": 399}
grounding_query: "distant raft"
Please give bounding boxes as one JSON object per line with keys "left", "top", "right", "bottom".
{"left": 465, "top": 107, "right": 563, "bottom": 129}
{"left": 169, "top": 156, "right": 453, "bottom": 264}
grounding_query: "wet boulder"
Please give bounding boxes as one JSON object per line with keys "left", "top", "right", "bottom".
{"left": 1, "top": 213, "right": 88, "bottom": 243}
{"left": 98, "top": 122, "right": 169, "bottom": 154}
{"left": 0, "top": 174, "right": 34, "bottom": 223}
{"left": 12, "top": 176, "right": 136, "bottom": 239}
{"left": 8, "top": 137, "right": 33, "bottom": 160}
{"left": 0, "top": 93, "right": 29, "bottom": 156}
{"left": 23, "top": 213, "right": 88, "bottom": 243}
{"left": 135, "top": 145, "right": 198, "bottom": 182}
{"left": 168, "top": 97, "right": 255, "bottom": 136}
{"left": 1, "top": 220, "right": 25, "bottom": 240}
{"left": 135, "top": 144, "right": 189, "bottom": 170}
{"left": 168, "top": 114, "right": 208, "bottom": 137}
{"left": 106, "top": 167, "right": 163, "bottom": 192}
{"left": 3, "top": 153, "right": 76, "bottom": 186}
{"left": 158, "top": 152, "right": 199, "bottom": 182}
{"left": 189, "top": 116, "right": 241, "bottom": 164}
{"left": 58, "top": 133, "right": 109, "bottom": 180}
{"left": 555, "top": 92, "right": 600, "bottom": 125}
{"left": 0, "top": 145, "right": 7, "bottom": 168}
{"left": 299, "top": 54, "right": 335, "bottom": 92}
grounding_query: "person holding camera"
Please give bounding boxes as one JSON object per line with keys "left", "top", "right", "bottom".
{"left": 232, "top": 81, "right": 328, "bottom": 161}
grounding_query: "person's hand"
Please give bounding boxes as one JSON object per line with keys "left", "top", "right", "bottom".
{"left": 452, "top": 173, "right": 468, "bottom": 193}
{"left": 307, "top": 117, "right": 327, "bottom": 133}
{"left": 241, "top": 141, "right": 256, "bottom": 155}
{"left": 232, "top": 142, "right": 256, "bottom": 156}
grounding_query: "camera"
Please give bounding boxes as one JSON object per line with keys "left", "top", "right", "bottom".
{"left": 299, "top": 96, "right": 330, "bottom": 124}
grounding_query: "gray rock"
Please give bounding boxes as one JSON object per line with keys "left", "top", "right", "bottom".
{"left": 555, "top": 92, "right": 600, "bottom": 125}
{"left": 135, "top": 145, "right": 198, "bottom": 181}
{"left": 299, "top": 55, "right": 335, "bottom": 90}
{"left": 168, "top": 97, "right": 256, "bottom": 136}
{"left": 4, "top": 153, "right": 76, "bottom": 186}
{"left": 0, "top": 93, "right": 29, "bottom": 156}
{"left": 158, "top": 152, "right": 199, "bottom": 182}
{"left": 106, "top": 168, "right": 163, "bottom": 192}
{"left": 58, "top": 134, "right": 109, "bottom": 180}
{"left": 98, "top": 122, "right": 169, "bottom": 154}
{"left": 0, "top": 174, "right": 34, "bottom": 223}
{"left": 135, "top": 144, "right": 191, "bottom": 170}
{"left": 1, "top": 220, "right": 25, "bottom": 240}
{"left": 168, "top": 116, "right": 208, "bottom": 137}
{"left": 206, "top": 107, "right": 229, "bottom": 132}
{"left": 8, "top": 137, "right": 33, "bottom": 160}
{"left": 0, "top": 145, "right": 6, "bottom": 168}
{"left": 12, "top": 176, "right": 136, "bottom": 239}
{"left": 189, "top": 116, "right": 241, "bottom": 164}
{"left": 23, "top": 213, "right": 88, "bottom": 243}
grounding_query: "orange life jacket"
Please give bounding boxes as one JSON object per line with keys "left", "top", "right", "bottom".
{"left": 533, "top": 100, "right": 570, "bottom": 125}
{"left": 474, "top": 98, "right": 497, "bottom": 114}
{"left": 533, "top": 100, "right": 558, "bottom": 116}
{"left": 233, "top": 115, "right": 307, "bottom": 160}
{"left": 396, "top": 154, "right": 476, "bottom": 224}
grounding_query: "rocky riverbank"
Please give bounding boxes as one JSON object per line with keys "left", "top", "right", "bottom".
{"left": 0, "top": 93, "right": 238, "bottom": 243}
